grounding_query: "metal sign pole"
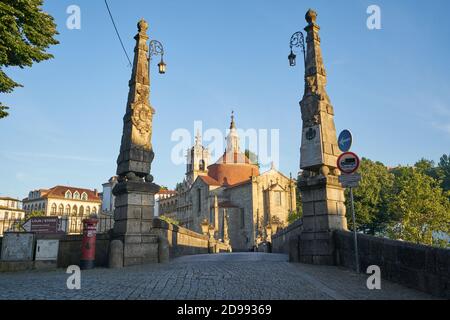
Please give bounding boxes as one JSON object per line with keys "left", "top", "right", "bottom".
{"left": 349, "top": 187, "right": 360, "bottom": 273}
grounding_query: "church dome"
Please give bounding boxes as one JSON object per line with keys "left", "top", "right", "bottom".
{"left": 205, "top": 112, "right": 259, "bottom": 186}
{"left": 207, "top": 151, "right": 259, "bottom": 186}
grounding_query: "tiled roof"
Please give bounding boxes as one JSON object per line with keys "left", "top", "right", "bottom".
{"left": 39, "top": 186, "right": 101, "bottom": 202}
{"left": 0, "top": 196, "right": 20, "bottom": 201}
{"left": 199, "top": 176, "right": 221, "bottom": 186}
{"left": 158, "top": 189, "right": 177, "bottom": 195}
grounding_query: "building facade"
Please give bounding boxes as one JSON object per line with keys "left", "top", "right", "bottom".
{"left": 0, "top": 197, "right": 26, "bottom": 235}
{"left": 22, "top": 186, "right": 101, "bottom": 217}
{"left": 159, "top": 114, "right": 297, "bottom": 251}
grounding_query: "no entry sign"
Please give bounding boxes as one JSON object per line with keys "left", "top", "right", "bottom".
{"left": 337, "top": 152, "right": 360, "bottom": 174}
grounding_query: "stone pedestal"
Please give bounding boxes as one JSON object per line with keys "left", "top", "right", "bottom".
{"left": 298, "top": 174, "right": 347, "bottom": 265}
{"left": 112, "top": 180, "right": 159, "bottom": 267}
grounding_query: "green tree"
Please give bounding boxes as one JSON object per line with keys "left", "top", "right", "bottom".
{"left": 438, "top": 154, "right": 450, "bottom": 192}
{"left": 244, "top": 149, "right": 260, "bottom": 168}
{"left": 387, "top": 166, "right": 450, "bottom": 248}
{"left": 345, "top": 158, "right": 394, "bottom": 235}
{"left": 0, "top": 0, "right": 59, "bottom": 118}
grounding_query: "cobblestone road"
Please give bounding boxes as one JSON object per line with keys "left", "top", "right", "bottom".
{"left": 0, "top": 253, "right": 435, "bottom": 300}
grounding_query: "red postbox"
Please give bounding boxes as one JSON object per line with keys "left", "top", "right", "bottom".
{"left": 80, "top": 217, "right": 98, "bottom": 270}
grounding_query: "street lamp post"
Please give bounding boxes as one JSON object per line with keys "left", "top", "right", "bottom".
{"left": 288, "top": 31, "right": 306, "bottom": 67}
{"left": 149, "top": 39, "right": 166, "bottom": 74}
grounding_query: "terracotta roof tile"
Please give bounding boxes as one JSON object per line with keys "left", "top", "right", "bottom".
{"left": 41, "top": 186, "right": 101, "bottom": 202}
{"left": 199, "top": 176, "right": 221, "bottom": 186}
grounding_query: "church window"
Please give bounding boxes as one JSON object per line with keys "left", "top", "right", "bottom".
{"left": 240, "top": 208, "right": 245, "bottom": 229}
{"left": 275, "top": 192, "right": 282, "bottom": 206}
{"left": 199, "top": 159, "right": 205, "bottom": 171}
{"left": 197, "top": 189, "right": 201, "bottom": 214}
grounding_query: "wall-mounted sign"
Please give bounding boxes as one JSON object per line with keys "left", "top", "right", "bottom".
{"left": 22, "top": 217, "right": 66, "bottom": 234}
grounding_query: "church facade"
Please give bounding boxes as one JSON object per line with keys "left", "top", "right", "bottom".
{"left": 159, "top": 114, "right": 296, "bottom": 251}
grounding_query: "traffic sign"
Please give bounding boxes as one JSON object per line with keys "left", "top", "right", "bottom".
{"left": 337, "top": 152, "right": 360, "bottom": 174}
{"left": 339, "top": 173, "right": 361, "bottom": 188}
{"left": 338, "top": 129, "right": 353, "bottom": 152}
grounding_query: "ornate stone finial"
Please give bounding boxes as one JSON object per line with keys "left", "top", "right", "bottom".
{"left": 138, "top": 18, "right": 148, "bottom": 33}
{"left": 305, "top": 9, "right": 317, "bottom": 24}
{"left": 230, "top": 110, "right": 236, "bottom": 129}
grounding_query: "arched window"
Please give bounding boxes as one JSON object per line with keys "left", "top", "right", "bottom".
{"left": 38, "top": 203, "right": 42, "bottom": 210}
{"left": 65, "top": 190, "right": 72, "bottom": 199}
{"left": 51, "top": 203, "right": 57, "bottom": 215}
{"left": 4, "top": 212, "right": 9, "bottom": 219}
{"left": 72, "top": 205, "right": 78, "bottom": 216}
{"left": 79, "top": 206, "right": 84, "bottom": 216}
{"left": 86, "top": 206, "right": 91, "bottom": 216}
{"left": 81, "top": 192, "right": 88, "bottom": 201}
{"left": 73, "top": 191, "right": 80, "bottom": 200}
{"left": 199, "top": 159, "right": 205, "bottom": 171}
{"left": 65, "top": 205, "right": 71, "bottom": 215}
{"left": 58, "top": 204, "right": 64, "bottom": 215}
{"left": 92, "top": 207, "right": 97, "bottom": 214}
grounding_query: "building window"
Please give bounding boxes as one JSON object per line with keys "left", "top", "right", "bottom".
{"left": 72, "top": 205, "right": 78, "bottom": 216}
{"left": 59, "top": 204, "right": 64, "bottom": 215}
{"left": 92, "top": 207, "right": 97, "bottom": 214}
{"left": 79, "top": 206, "right": 84, "bottom": 216}
{"left": 199, "top": 159, "right": 205, "bottom": 171}
{"left": 4, "top": 212, "right": 9, "bottom": 219}
{"left": 275, "top": 192, "right": 282, "bottom": 206}
{"left": 86, "top": 206, "right": 90, "bottom": 216}
{"left": 51, "top": 203, "right": 57, "bottom": 215}
{"left": 81, "top": 192, "right": 88, "bottom": 201}
{"left": 65, "top": 205, "right": 71, "bottom": 215}
{"left": 65, "top": 190, "right": 72, "bottom": 199}
{"left": 73, "top": 191, "right": 80, "bottom": 200}
{"left": 11, "top": 213, "right": 15, "bottom": 220}
{"left": 240, "top": 208, "right": 245, "bottom": 229}
{"left": 197, "top": 188, "right": 201, "bottom": 214}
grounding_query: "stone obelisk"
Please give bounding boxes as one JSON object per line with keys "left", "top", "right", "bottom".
{"left": 112, "top": 19, "right": 160, "bottom": 267}
{"left": 298, "top": 10, "right": 348, "bottom": 265}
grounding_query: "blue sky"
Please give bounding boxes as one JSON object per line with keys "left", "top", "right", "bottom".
{"left": 1, "top": 0, "right": 450, "bottom": 199}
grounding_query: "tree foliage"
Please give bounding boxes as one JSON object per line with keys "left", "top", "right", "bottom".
{"left": 244, "top": 149, "right": 260, "bottom": 168}
{"left": 0, "top": 0, "right": 58, "bottom": 118}
{"left": 386, "top": 167, "right": 450, "bottom": 247}
{"left": 345, "top": 158, "right": 394, "bottom": 235}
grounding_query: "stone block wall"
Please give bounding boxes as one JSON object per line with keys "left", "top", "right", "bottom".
{"left": 271, "top": 219, "right": 303, "bottom": 261}
{"left": 334, "top": 230, "right": 450, "bottom": 298}
{"left": 0, "top": 233, "right": 111, "bottom": 270}
{"left": 151, "top": 218, "right": 230, "bottom": 261}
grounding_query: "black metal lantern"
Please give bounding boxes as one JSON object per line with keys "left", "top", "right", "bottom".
{"left": 288, "top": 31, "right": 306, "bottom": 68}
{"left": 288, "top": 49, "right": 297, "bottom": 67}
{"left": 158, "top": 55, "right": 166, "bottom": 74}
{"left": 149, "top": 39, "right": 166, "bottom": 75}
